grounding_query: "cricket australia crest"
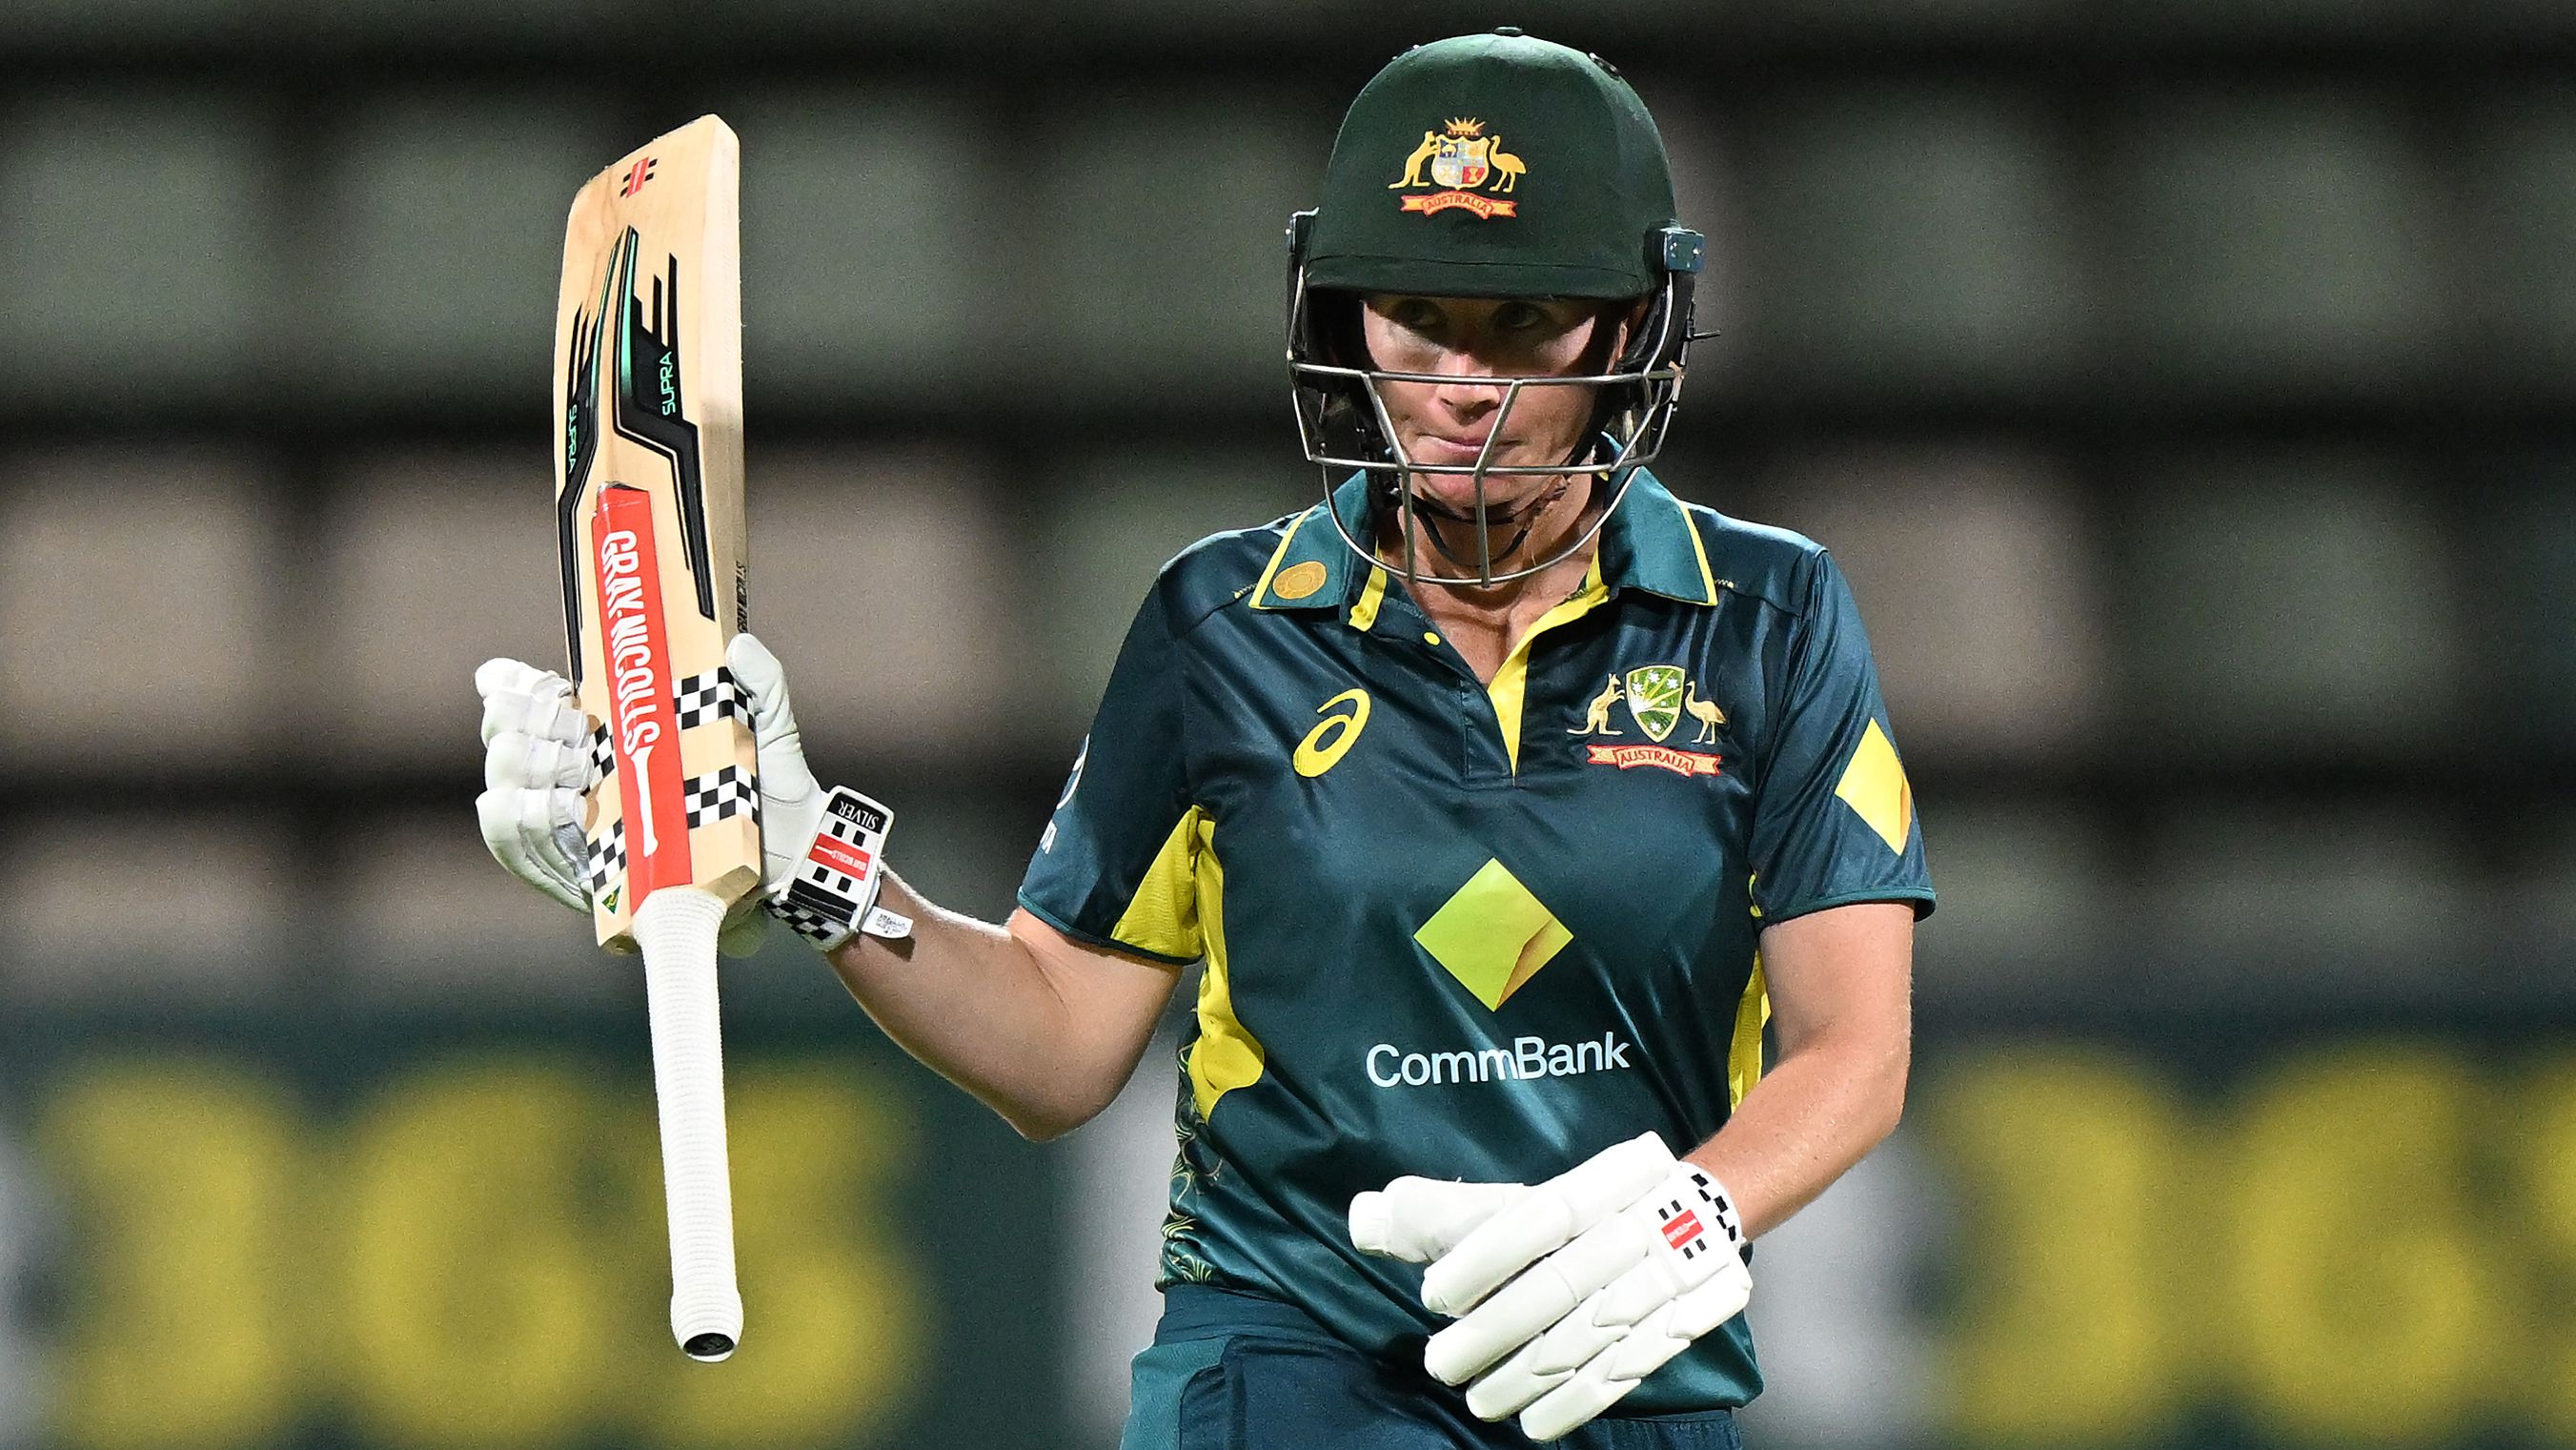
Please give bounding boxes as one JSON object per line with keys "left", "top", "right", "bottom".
{"left": 1390, "top": 118, "right": 1526, "bottom": 219}
{"left": 1582, "top": 665, "right": 1727, "bottom": 778}
{"left": 1623, "top": 664, "right": 1685, "bottom": 743}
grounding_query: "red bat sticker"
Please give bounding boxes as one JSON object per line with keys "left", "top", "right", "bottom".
{"left": 594, "top": 485, "right": 692, "bottom": 899}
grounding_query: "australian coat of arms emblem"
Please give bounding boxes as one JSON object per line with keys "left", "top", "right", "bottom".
{"left": 1390, "top": 118, "right": 1525, "bottom": 219}
{"left": 1577, "top": 664, "right": 1728, "bottom": 778}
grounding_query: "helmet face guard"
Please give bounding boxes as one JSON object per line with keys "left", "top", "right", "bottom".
{"left": 1284, "top": 212, "right": 1705, "bottom": 588}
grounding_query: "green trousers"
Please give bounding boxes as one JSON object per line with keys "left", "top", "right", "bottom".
{"left": 1122, "top": 1286, "right": 1745, "bottom": 1450}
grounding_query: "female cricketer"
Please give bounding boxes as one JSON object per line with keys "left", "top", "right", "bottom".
{"left": 478, "top": 30, "right": 1932, "bottom": 1449}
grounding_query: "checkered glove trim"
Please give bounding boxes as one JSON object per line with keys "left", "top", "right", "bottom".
{"left": 763, "top": 786, "right": 910, "bottom": 950}
{"left": 1653, "top": 1169, "right": 1749, "bottom": 1267}
{"left": 766, "top": 896, "right": 848, "bottom": 947}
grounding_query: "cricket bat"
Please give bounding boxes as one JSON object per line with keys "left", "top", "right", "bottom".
{"left": 552, "top": 114, "right": 759, "bottom": 1361}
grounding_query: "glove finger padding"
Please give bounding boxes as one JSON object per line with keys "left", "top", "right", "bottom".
{"left": 1427, "top": 1211, "right": 1643, "bottom": 1384}
{"left": 1516, "top": 1338, "right": 1675, "bottom": 1443}
{"left": 1349, "top": 1178, "right": 1531, "bottom": 1263}
{"left": 484, "top": 731, "right": 590, "bottom": 793}
{"left": 1512, "top": 1273, "right": 1749, "bottom": 1442}
{"left": 1450, "top": 1164, "right": 1753, "bottom": 1440}
{"left": 472, "top": 659, "right": 593, "bottom": 914}
{"left": 477, "top": 783, "right": 588, "bottom": 912}
{"left": 1420, "top": 1133, "right": 1673, "bottom": 1317}
{"left": 729, "top": 633, "right": 817, "bottom": 797}
{"left": 476, "top": 659, "right": 587, "bottom": 747}
{"left": 1461, "top": 1228, "right": 1749, "bottom": 1420}
{"left": 1462, "top": 1305, "right": 1610, "bottom": 1421}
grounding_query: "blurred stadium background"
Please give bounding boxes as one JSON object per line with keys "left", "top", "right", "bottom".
{"left": 3, "top": 1, "right": 2572, "bottom": 1447}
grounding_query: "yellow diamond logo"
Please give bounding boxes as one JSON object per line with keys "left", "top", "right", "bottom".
{"left": 1413, "top": 859, "right": 1572, "bottom": 1011}
{"left": 1835, "top": 719, "right": 1914, "bottom": 854}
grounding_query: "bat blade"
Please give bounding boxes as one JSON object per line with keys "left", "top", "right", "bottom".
{"left": 553, "top": 114, "right": 759, "bottom": 946}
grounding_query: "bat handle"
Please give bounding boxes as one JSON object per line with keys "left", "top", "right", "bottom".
{"left": 633, "top": 884, "right": 743, "bottom": 1360}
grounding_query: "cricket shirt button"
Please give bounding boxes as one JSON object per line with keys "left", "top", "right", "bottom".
{"left": 1423, "top": 631, "right": 1441, "bottom": 645}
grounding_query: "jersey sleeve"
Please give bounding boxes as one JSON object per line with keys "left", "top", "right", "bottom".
{"left": 1750, "top": 550, "right": 1936, "bottom": 924}
{"left": 1016, "top": 582, "right": 1206, "bottom": 964}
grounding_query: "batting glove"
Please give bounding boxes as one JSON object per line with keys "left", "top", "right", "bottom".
{"left": 725, "top": 634, "right": 910, "bottom": 951}
{"left": 474, "top": 641, "right": 906, "bottom": 955}
{"left": 1356, "top": 1133, "right": 1752, "bottom": 1441}
{"left": 1350, "top": 1176, "right": 1531, "bottom": 1262}
{"left": 477, "top": 657, "right": 767, "bottom": 954}
{"left": 476, "top": 658, "right": 600, "bottom": 914}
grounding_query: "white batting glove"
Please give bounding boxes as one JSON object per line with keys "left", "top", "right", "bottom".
{"left": 477, "top": 658, "right": 770, "bottom": 953}
{"left": 474, "top": 639, "right": 905, "bottom": 952}
{"left": 1350, "top": 1176, "right": 1531, "bottom": 1263}
{"left": 726, "top": 634, "right": 910, "bottom": 950}
{"left": 475, "top": 659, "right": 595, "bottom": 913}
{"left": 722, "top": 635, "right": 822, "bottom": 891}
{"left": 1378, "top": 1133, "right": 1753, "bottom": 1441}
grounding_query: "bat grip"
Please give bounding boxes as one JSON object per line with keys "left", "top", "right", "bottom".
{"left": 633, "top": 884, "right": 743, "bottom": 1361}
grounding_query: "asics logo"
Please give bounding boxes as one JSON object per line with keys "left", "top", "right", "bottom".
{"left": 1294, "top": 689, "right": 1371, "bottom": 777}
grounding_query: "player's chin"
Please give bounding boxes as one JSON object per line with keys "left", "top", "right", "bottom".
{"left": 1406, "top": 463, "right": 1545, "bottom": 513}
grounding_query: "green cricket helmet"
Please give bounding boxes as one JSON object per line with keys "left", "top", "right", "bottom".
{"left": 1287, "top": 30, "right": 1706, "bottom": 586}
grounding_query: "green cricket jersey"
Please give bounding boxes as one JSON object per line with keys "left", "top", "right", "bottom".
{"left": 1017, "top": 469, "right": 1935, "bottom": 1414}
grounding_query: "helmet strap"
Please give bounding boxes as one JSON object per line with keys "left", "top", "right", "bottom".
{"left": 1377, "top": 439, "right": 1603, "bottom": 580}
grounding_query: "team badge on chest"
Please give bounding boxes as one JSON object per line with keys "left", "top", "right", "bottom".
{"left": 1623, "top": 664, "right": 1685, "bottom": 742}
{"left": 1579, "top": 664, "right": 1726, "bottom": 778}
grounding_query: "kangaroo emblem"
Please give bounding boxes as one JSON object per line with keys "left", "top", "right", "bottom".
{"left": 1683, "top": 684, "right": 1726, "bottom": 745}
{"left": 1570, "top": 675, "right": 1625, "bottom": 736}
{"left": 1389, "top": 131, "right": 1441, "bottom": 188}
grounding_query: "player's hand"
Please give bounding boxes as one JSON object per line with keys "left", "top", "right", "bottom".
{"left": 474, "top": 657, "right": 768, "bottom": 955}
{"left": 1413, "top": 1133, "right": 1753, "bottom": 1441}
{"left": 728, "top": 633, "right": 908, "bottom": 950}
{"left": 476, "top": 659, "right": 594, "bottom": 913}
{"left": 1350, "top": 1176, "right": 1531, "bottom": 1262}
{"left": 725, "top": 633, "right": 825, "bottom": 896}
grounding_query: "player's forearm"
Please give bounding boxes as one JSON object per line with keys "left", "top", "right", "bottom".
{"left": 1686, "top": 1028, "right": 1907, "bottom": 1240}
{"left": 820, "top": 872, "right": 1134, "bottom": 1140}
